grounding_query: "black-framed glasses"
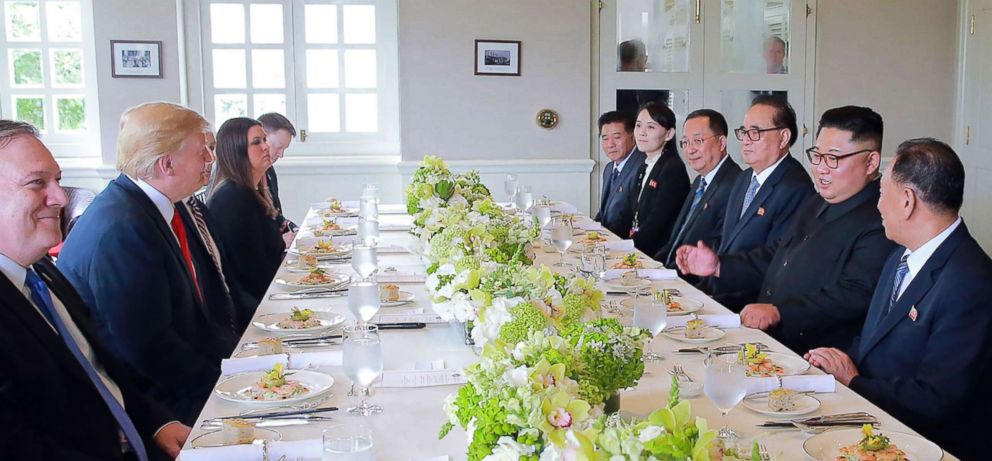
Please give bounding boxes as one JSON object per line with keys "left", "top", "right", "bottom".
{"left": 678, "top": 134, "right": 719, "bottom": 150}
{"left": 805, "top": 147, "right": 874, "bottom": 169}
{"left": 733, "top": 126, "right": 785, "bottom": 142}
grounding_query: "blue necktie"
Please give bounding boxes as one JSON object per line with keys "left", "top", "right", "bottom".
{"left": 666, "top": 177, "right": 707, "bottom": 263}
{"left": 740, "top": 175, "right": 760, "bottom": 218}
{"left": 887, "top": 255, "right": 911, "bottom": 314}
{"left": 25, "top": 269, "right": 149, "bottom": 461}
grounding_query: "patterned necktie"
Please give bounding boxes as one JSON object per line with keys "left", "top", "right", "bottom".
{"left": 170, "top": 207, "right": 203, "bottom": 302}
{"left": 25, "top": 269, "right": 149, "bottom": 461}
{"left": 612, "top": 167, "right": 620, "bottom": 184}
{"left": 184, "top": 199, "right": 229, "bottom": 294}
{"left": 666, "top": 177, "right": 707, "bottom": 263}
{"left": 740, "top": 175, "right": 760, "bottom": 218}
{"left": 887, "top": 255, "right": 911, "bottom": 314}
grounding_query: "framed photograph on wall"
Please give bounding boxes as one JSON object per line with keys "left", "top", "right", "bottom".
{"left": 475, "top": 40, "right": 521, "bottom": 76}
{"left": 110, "top": 40, "right": 163, "bottom": 78}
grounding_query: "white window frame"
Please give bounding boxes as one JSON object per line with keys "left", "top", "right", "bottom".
{"left": 183, "top": 0, "right": 400, "bottom": 158}
{"left": 0, "top": 0, "right": 100, "bottom": 158}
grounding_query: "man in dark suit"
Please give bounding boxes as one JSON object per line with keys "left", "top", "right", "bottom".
{"left": 258, "top": 112, "right": 298, "bottom": 234}
{"left": 0, "top": 120, "right": 189, "bottom": 460}
{"left": 654, "top": 109, "right": 741, "bottom": 272}
{"left": 594, "top": 111, "right": 645, "bottom": 238}
{"left": 678, "top": 106, "right": 895, "bottom": 353}
{"left": 808, "top": 139, "right": 992, "bottom": 460}
{"left": 59, "top": 102, "right": 239, "bottom": 424}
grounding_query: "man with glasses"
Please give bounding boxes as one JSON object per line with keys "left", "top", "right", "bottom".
{"left": 677, "top": 106, "right": 895, "bottom": 353}
{"left": 594, "top": 111, "right": 645, "bottom": 238}
{"left": 654, "top": 109, "right": 741, "bottom": 274}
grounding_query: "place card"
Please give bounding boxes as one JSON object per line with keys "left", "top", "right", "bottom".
{"left": 604, "top": 240, "right": 636, "bottom": 252}
{"left": 288, "top": 350, "right": 343, "bottom": 369}
{"left": 377, "top": 272, "right": 427, "bottom": 283}
{"left": 220, "top": 354, "right": 288, "bottom": 375}
{"left": 371, "top": 312, "right": 446, "bottom": 324}
{"left": 268, "top": 439, "right": 321, "bottom": 459}
{"left": 574, "top": 220, "right": 604, "bottom": 231}
{"left": 551, "top": 202, "right": 578, "bottom": 214}
{"left": 376, "top": 245, "right": 411, "bottom": 254}
{"left": 376, "top": 369, "right": 468, "bottom": 388}
{"left": 178, "top": 444, "right": 262, "bottom": 461}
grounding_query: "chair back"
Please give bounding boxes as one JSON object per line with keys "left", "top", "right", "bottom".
{"left": 61, "top": 186, "right": 96, "bottom": 239}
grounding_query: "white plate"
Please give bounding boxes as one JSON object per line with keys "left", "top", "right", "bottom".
{"left": 274, "top": 273, "right": 349, "bottom": 290}
{"left": 620, "top": 296, "right": 703, "bottom": 315}
{"left": 189, "top": 427, "right": 281, "bottom": 448}
{"left": 318, "top": 209, "right": 359, "bottom": 218}
{"left": 214, "top": 370, "right": 335, "bottom": 405}
{"left": 309, "top": 227, "right": 357, "bottom": 237}
{"left": 746, "top": 352, "right": 811, "bottom": 377}
{"left": 662, "top": 326, "right": 725, "bottom": 343}
{"left": 251, "top": 312, "right": 345, "bottom": 334}
{"left": 803, "top": 428, "right": 943, "bottom": 461}
{"left": 604, "top": 278, "right": 652, "bottom": 291}
{"left": 380, "top": 290, "right": 415, "bottom": 307}
{"left": 742, "top": 394, "right": 820, "bottom": 417}
{"left": 288, "top": 247, "right": 352, "bottom": 261}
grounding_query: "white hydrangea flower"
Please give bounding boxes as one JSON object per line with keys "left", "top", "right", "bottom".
{"left": 638, "top": 425, "right": 665, "bottom": 443}
{"left": 483, "top": 436, "right": 536, "bottom": 461}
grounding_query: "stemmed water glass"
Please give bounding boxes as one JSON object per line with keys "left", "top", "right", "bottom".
{"left": 580, "top": 246, "right": 607, "bottom": 280}
{"left": 704, "top": 348, "right": 748, "bottom": 445}
{"left": 348, "top": 281, "right": 380, "bottom": 324}
{"left": 358, "top": 218, "right": 380, "bottom": 247}
{"left": 550, "top": 216, "right": 574, "bottom": 268}
{"left": 352, "top": 245, "right": 378, "bottom": 281}
{"left": 359, "top": 196, "right": 378, "bottom": 221}
{"left": 362, "top": 183, "right": 380, "bottom": 203}
{"left": 515, "top": 185, "right": 535, "bottom": 214}
{"left": 504, "top": 174, "right": 518, "bottom": 208}
{"left": 633, "top": 295, "right": 668, "bottom": 361}
{"left": 322, "top": 422, "right": 375, "bottom": 460}
{"left": 343, "top": 324, "right": 384, "bottom": 416}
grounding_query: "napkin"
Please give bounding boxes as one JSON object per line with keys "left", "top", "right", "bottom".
{"left": 288, "top": 350, "right": 343, "bottom": 369}
{"left": 220, "top": 354, "right": 288, "bottom": 375}
{"left": 376, "top": 245, "right": 411, "bottom": 254}
{"left": 178, "top": 444, "right": 262, "bottom": 461}
{"left": 380, "top": 224, "right": 413, "bottom": 231}
{"left": 605, "top": 240, "right": 635, "bottom": 252}
{"left": 604, "top": 268, "right": 678, "bottom": 280}
{"left": 551, "top": 202, "right": 578, "bottom": 214}
{"left": 745, "top": 374, "right": 836, "bottom": 395}
{"left": 668, "top": 314, "right": 741, "bottom": 329}
{"left": 268, "top": 439, "right": 322, "bottom": 459}
{"left": 377, "top": 271, "right": 427, "bottom": 283}
{"left": 379, "top": 203, "right": 409, "bottom": 214}
{"left": 574, "top": 220, "right": 604, "bottom": 231}
{"left": 376, "top": 369, "right": 468, "bottom": 387}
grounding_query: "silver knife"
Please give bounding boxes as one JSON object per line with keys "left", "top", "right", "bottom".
{"left": 269, "top": 291, "right": 347, "bottom": 300}
{"left": 201, "top": 416, "right": 333, "bottom": 429}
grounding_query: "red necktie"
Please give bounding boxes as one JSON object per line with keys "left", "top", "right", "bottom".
{"left": 171, "top": 207, "right": 203, "bottom": 302}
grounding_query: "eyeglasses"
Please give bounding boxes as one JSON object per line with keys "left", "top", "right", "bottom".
{"left": 805, "top": 147, "right": 874, "bottom": 169}
{"left": 734, "top": 126, "right": 785, "bottom": 142}
{"left": 678, "top": 134, "right": 719, "bottom": 150}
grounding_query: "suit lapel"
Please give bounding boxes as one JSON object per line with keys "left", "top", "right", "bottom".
{"left": 722, "top": 156, "right": 795, "bottom": 249}
{"left": 599, "top": 163, "right": 613, "bottom": 216}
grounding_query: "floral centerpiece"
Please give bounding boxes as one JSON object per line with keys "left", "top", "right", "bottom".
{"left": 406, "top": 155, "right": 492, "bottom": 242}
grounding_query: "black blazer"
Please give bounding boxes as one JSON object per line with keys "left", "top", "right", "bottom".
{"left": 849, "top": 223, "right": 992, "bottom": 460}
{"left": 630, "top": 149, "right": 691, "bottom": 256}
{"left": 207, "top": 181, "right": 286, "bottom": 308}
{"left": 718, "top": 180, "right": 895, "bottom": 353}
{"left": 58, "top": 174, "right": 238, "bottom": 424}
{"left": 595, "top": 149, "right": 646, "bottom": 239}
{"left": 654, "top": 157, "right": 742, "bottom": 268}
{"left": 0, "top": 258, "right": 173, "bottom": 460}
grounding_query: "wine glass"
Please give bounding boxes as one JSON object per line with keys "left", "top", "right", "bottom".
{"left": 343, "top": 324, "right": 384, "bottom": 416}
{"left": 515, "top": 185, "right": 534, "bottom": 214}
{"left": 323, "top": 423, "right": 375, "bottom": 461}
{"left": 580, "top": 248, "right": 607, "bottom": 280}
{"left": 348, "top": 281, "right": 380, "bottom": 323}
{"left": 534, "top": 205, "right": 552, "bottom": 229}
{"left": 362, "top": 183, "right": 380, "bottom": 203}
{"left": 633, "top": 296, "right": 668, "bottom": 361}
{"left": 704, "top": 348, "right": 747, "bottom": 445}
{"left": 358, "top": 218, "right": 380, "bottom": 247}
{"left": 504, "top": 174, "right": 518, "bottom": 208}
{"left": 550, "top": 216, "right": 573, "bottom": 268}
{"left": 352, "top": 245, "right": 378, "bottom": 280}
{"left": 359, "top": 197, "right": 378, "bottom": 221}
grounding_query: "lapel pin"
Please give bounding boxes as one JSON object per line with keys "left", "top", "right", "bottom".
{"left": 908, "top": 306, "right": 918, "bottom": 322}
{"left": 757, "top": 207, "right": 766, "bottom": 216}
{"left": 703, "top": 202, "right": 708, "bottom": 210}
{"left": 649, "top": 179, "right": 658, "bottom": 188}
{"left": 618, "top": 186, "right": 623, "bottom": 192}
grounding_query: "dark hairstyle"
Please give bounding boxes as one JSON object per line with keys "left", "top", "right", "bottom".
{"left": 257, "top": 112, "right": 297, "bottom": 137}
{"left": 815, "top": 106, "right": 883, "bottom": 151}
{"left": 208, "top": 117, "right": 276, "bottom": 217}
{"left": 637, "top": 101, "right": 679, "bottom": 157}
{"left": 598, "top": 111, "right": 634, "bottom": 135}
{"left": 750, "top": 94, "right": 798, "bottom": 148}
{"left": 890, "top": 138, "right": 964, "bottom": 214}
{"left": 619, "top": 39, "right": 646, "bottom": 66}
{"left": 685, "top": 108, "right": 728, "bottom": 137}
{"left": 0, "top": 119, "right": 40, "bottom": 149}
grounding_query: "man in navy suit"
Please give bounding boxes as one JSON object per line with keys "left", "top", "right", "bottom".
{"left": 654, "top": 109, "right": 741, "bottom": 272}
{"left": 692, "top": 96, "right": 814, "bottom": 310}
{"left": 0, "top": 120, "right": 189, "bottom": 460}
{"left": 807, "top": 138, "right": 992, "bottom": 460}
{"left": 59, "top": 102, "right": 239, "bottom": 424}
{"left": 594, "top": 111, "right": 645, "bottom": 238}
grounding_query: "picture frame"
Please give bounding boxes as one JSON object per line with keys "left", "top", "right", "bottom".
{"left": 474, "top": 39, "right": 521, "bottom": 76}
{"left": 110, "top": 40, "right": 163, "bottom": 78}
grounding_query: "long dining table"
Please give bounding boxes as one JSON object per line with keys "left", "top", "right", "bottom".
{"left": 178, "top": 200, "right": 957, "bottom": 461}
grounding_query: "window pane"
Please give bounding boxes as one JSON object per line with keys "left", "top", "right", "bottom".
{"left": 307, "top": 93, "right": 340, "bottom": 132}
{"left": 616, "top": 0, "right": 690, "bottom": 73}
{"left": 721, "top": 0, "right": 792, "bottom": 74}
{"left": 342, "top": 5, "right": 375, "bottom": 44}
{"left": 51, "top": 48, "right": 83, "bottom": 86}
{"left": 5, "top": 1, "right": 40, "bottom": 41}
{"left": 250, "top": 4, "right": 283, "bottom": 44}
{"left": 212, "top": 49, "right": 247, "bottom": 88}
{"left": 215, "top": 94, "right": 247, "bottom": 125}
{"left": 305, "top": 4, "right": 337, "bottom": 44}
{"left": 306, "top": 49, "right": 338, "bottom": 88}
{"left": 253, "top": 93, "right": 286, "bottom": 117}
{"left": 10, "top": 48, "right": 43, "bottom": 86}
{"left": 56, "top": 96, "right": 85, "bottom": 131}
{"left": 615, "top": 88, "right": 690, "bottom": 130}
{"left": 46, "top": 1, "right": 81, "bottom": 41}
{"left": 14, "top": 96, "right": 44, "bottom": 129}
{"left": 210, "top": 3, "right": 245, "bottom": 44}
{"left": 345, "top": 93, "right": 376, "bottom": 132}
{"left": 344, "top": 49, "right": 376, "bottom": 88}
{"left": 251, "top": 49, "right": 285, "bottom": 88}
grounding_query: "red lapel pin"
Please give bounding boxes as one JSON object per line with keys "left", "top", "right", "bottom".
{"left": 757, "top": 207, "right": 766, "bottom": 216}
{"left": 908, "top": 306, "right": 918, "bottom": 322}
{"left": 649, "top": 179, "right": 658, "bottom": 188}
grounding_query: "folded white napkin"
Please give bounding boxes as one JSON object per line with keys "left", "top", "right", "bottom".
{"left": 605, "top": 240, "right": 635, "bottom": 252}
{"left": 380, "top": 224, "right": 413, "bottom": 231}
{"left": 574, "top": 220, "right": 604, "bottom": 231}
{"left": 551, "top": 202, "right": 578, "bottom": 214}
{"left": 376, "top": 369, "right": 468, "bottom": 387}
{"left": 379, "top": 203, "right": 409, "bottom": 214}
{"left": 377, "top": 272, "right": 427, "bottom": 283}
{"left": 668, "top": 314, "right": 740, "bottom": 329}
{"left": 268, "top": 439, "right": 322, "bottom": 459}
{"left": 288, "top": 350, "right": 343, "bottom": 369}
{"left": 220, "top": 354, "right": 288, "bottom": 375}
{"left": 745, "top": 374, "right": 836, "bottom": 395}
{"left": 376, "top": 245, "right": 410, "bottom": 254}
{"left": 604, "top": 268, "right": 678, "bottom": 280}
{"left": 178, "top": 444, "right": 262, "bottom": 461}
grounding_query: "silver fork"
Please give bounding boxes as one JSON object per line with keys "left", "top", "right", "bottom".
{"left": 674, "top": 364, "right": 693, "bottom": 382}
{"left": 758, "top": 444, "right": 771, "bottom": 461}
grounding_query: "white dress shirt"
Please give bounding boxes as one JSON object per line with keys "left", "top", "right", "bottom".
{"left": 700, "top": 155, "right": 730, "bottom": 191}
{"left": 897, "top": 217, "right": 962, "bottom": 298}
{"left": 129, "top": 175, "right": 177, "bottom": 240}
{"left": 637, "top": 153, "right": 662, "bottom": 201}
{"left": 613, "top": 147, "right": 636, "bottom": 175}
{"left": 750, "top": 153, "right": 789, "bottom": 194}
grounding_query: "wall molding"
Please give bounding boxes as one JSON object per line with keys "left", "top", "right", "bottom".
{"left": 397, "top": 158, "right": 595, "bottom": 175}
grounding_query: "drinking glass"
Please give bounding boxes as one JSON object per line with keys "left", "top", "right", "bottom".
{"left": 504, "top": 174, "right": 518, "bottom": 207}
{"left": 534, "top": 205, "right": 552, "bottom": 230}
{"left": 322, "top": 423, "right": 375, "bottom": 461}
{"left": 343, "top": 324, "right": 383, "bottom": 416}
{"left": 348, "top": 281, "right": 380, "bottom": 323}
{"left": 580, "top": 248, "right": 607, "bottom": 280}
{"left": 515, "top": 185, "right": 534, "bottom": 213}
{"left": 362, "top": 183, "right": 380, "bottom": 203}
{"left": 352, "top": 245, "right": 378, "bottom": 280}
{"left": 550, "top": 216, "right": 574, "bottom": 267}
{"left": 359, "top": 197, "right": 378, "bottom": 221}
{"left": 357, "top": 218, "right": 380, "bottom": 247}
{"left": 704, "top": 348, "right": 747, "bottom": 444}
{"left": 633, "top": 297, "right": 668, "bottom": 361}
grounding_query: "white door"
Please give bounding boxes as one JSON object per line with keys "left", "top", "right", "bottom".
{"left": 959, "top": 0, "right": 992, "bottom": 251}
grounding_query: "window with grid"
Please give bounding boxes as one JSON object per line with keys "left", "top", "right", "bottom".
{"left": 197, "top": 0, "right": 399, "bottom": 156}
{"left": 0, "top": 0, "right": 99, "bottom": 157}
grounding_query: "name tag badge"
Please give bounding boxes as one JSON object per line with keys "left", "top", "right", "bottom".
{"left": 908, "top": 306, "right": 918, "bottom": 322}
